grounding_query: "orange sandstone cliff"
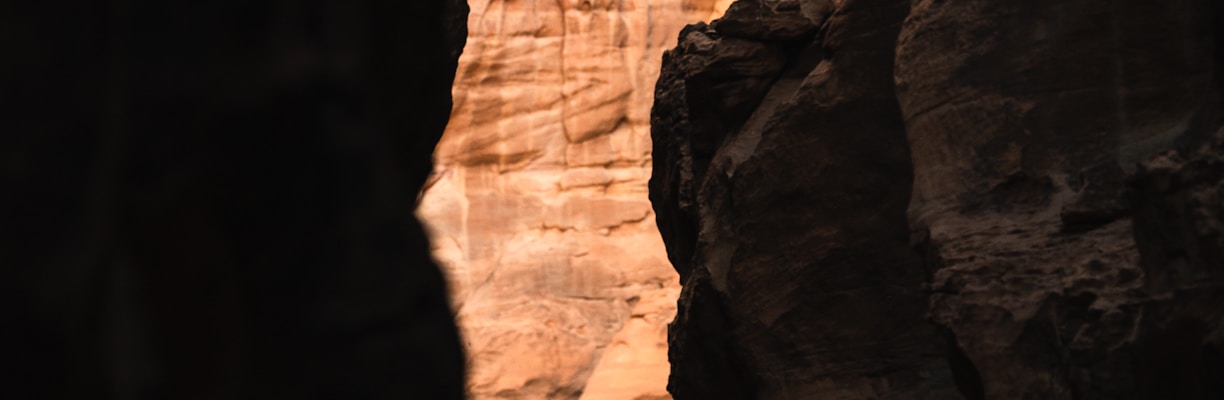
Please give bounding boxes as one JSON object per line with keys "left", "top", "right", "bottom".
{"left": 417, "top": 1, "right": 730, "bottom": 399}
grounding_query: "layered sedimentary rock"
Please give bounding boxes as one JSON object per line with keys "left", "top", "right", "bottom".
{"left": 2, "top": 1, "right": 468, "bottom": 398}
{"left": 652, "top": 0, "right": 1224, "bottom": 399}
{"left": 417, "top": 1, "right": 728, "bottom": 399}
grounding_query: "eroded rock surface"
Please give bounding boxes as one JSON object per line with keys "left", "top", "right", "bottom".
{"left": 417, "top": 1, "right": 729, "bottom": 399}
{"left": 652, "top": 0, "right": 1224, "bottom": 399}
{"left": 898, "top": 1, "right": 1224, "bottom": 397}
{"left": 651, "top": 0, "right": 961, "bottom": 398}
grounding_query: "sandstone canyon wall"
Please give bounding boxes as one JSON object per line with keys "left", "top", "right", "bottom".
{"left": 417, "top": 1, "right": 730, "bottom": 399}
{"left": 2, "top": 1, "right": 468, "bottom": 398}
{"left": 652, "top": 0, "right": 1224, "bottom": 399}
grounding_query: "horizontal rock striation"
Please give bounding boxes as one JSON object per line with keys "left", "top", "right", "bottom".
{"left": 652, "top": 0, "right": 1224, "bottom": 398}
{"left": 417, "top": 1, "right": 729, "bottom": 399}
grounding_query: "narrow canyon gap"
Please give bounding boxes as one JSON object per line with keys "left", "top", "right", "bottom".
{"left": 417, "top": 1, "right": 731, "bottom": 399}
{"left": 8, "top": 1, "right": 1222, "bottom": 399}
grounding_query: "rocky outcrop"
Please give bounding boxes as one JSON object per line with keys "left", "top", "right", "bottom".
{"left": 2, "top": 1, "right": 468, "bottom": 398}
{"left": 652, "top": 0, "right": 961, "bottom": 398}
{"left": 417, "top": 1, "right": 728, "bottom": 399}
{"left": 652, "top": 0, "right": 1224, "bottom": 399}
{"left": 897, "top": 1, "right": 1224, "bottom": 398}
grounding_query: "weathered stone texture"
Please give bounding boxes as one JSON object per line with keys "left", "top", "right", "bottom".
{"left": 417, "top": 1, "right": 729, "bottom": 399}
{"left": 898, "top": 1, "right": 1224, "bottom": 398}
{"left": 652, "top": 0, "right": 961, "bottom": 398}
{"left": 652, "top": 0, "right": 1224, "bottom": 399}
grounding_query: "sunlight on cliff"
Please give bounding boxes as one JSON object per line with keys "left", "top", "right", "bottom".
{"left": 416, "top": 1, "right": 730, "bottom": 399}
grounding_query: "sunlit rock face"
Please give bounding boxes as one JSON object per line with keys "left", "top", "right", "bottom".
{"left": 417, "top": 1, "right": 730, "bottom": 399}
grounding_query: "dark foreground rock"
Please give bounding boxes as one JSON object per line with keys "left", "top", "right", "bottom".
{"left": 652, "top": 0, "right": 1224, "bottom": 398}
{"left": 652, "top": 0, "right": 961, "bottom": 398}
{"left": 1, "top": 1, "right": 468, "bottom": 399}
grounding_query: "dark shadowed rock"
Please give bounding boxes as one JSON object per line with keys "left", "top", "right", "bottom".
{"left": 653, "top": 0, "right": 1224, "bottom": 399}
{"left": 1, "top": 1, "right": 468, "bottom": 399}
{"left": 897, "top": 0, "right": 1224, "bottom": 398}
{"left": 1129, "top": 128, "right": 1224, "bottom": 399}
{"left": 651, "top": 0, "right": 962, "bottom": 398}
{"left": 712, "top": 0, "right": 830, "bottom": 41}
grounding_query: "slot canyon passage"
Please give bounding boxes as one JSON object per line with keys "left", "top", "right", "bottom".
{"left": 416, "top": 1, "right": 731, "bottom": 399}
{"left": 4, "top": 1, "right": 1224, "bottom": 400}
{"left": 425, "top": 0, "right": 1224, "bottom": 398}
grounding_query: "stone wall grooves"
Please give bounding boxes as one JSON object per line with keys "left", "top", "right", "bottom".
{"left": 417, "top": 1, "right": 729, "bottom": 399}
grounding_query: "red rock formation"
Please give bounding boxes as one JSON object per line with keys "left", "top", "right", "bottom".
{"left": 417, "top": 1, "right": 728, "bottom": 399}
{"left": 652, "top": 0, "right": 1224, "bottom": 398}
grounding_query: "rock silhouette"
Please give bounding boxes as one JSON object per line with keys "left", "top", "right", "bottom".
{"left": 2, "top": 1, "right": 469, "bottom": 398}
